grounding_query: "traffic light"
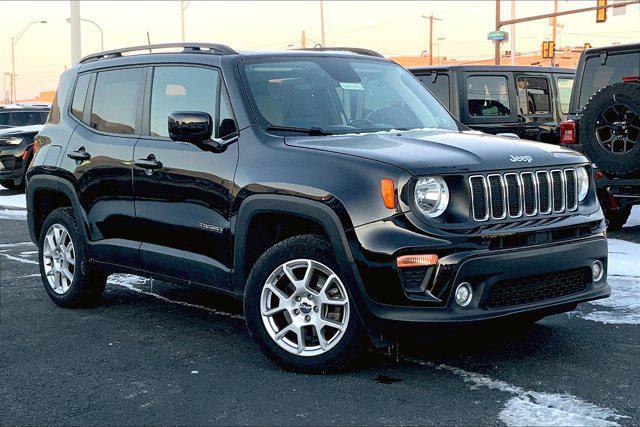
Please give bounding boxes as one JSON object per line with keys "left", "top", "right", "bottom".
{"left": 541, "top": 41, "right": 556, "bottom": 59}
{"left": 596, "top": 0, "right": 608, "bottom": 23}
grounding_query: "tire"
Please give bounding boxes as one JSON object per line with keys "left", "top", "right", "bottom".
{"left": 579, "top": 82, "right": 640, "bottom": 178}
{"left": 244, "top": 234, "right": 368, "bottom": 373}
{"left": 604, "top": 205, "right": 632, "bottom": 231}
{"left": 38, "top": 207, "right": 107, "bottom": 307}
{"left": 1, "top": 179, "right": 18, "bottom": 190}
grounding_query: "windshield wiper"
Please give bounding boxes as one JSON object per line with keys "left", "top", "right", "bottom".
{"left": 266, "top": 125, "right": 332, "bottom": 136}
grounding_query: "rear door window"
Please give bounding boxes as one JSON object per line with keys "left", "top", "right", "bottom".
{"left": 556, "top": 76, "right": 574, "bottom": 115}
{"left": 466, "top": 75, "right": 511, "bottom": 117}
{"left": 579, "top": 52, "right": 640, "bottom": 109}
{"left": 0, "top": 113, "right": 9, "bottom": 126}
{"left": 90, "top": 68, "right": 144, "bottom": 135}
{"left": 416, "top": 73, "right": 450, "bottom": 109}
{"left": 516, "top": 76, "right": 551, "bottom": 115}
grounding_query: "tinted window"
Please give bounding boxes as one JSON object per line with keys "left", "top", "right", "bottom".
{"left": 516, "top": 76, "right": 551, "bottom": 115}
{"left": 150, "top": 66, "right": 219, "bottom": 137}
{"left": 417, "top": 74, "right": 450, "bottom": 109}
{"left": 90, "top": 68, "right": 143, "bottom": 134}
{"left": 242, "top": 58, "right": 457, "bottom": 134}
{"left": 0, "top": 113, "right": 9, "bottom": 126}
{"left": 467, "top": 76, "right": 510, "bottom": 117}
{"left": 557, "top": 77, "right": 574, "bottom": 115}
{"left": 579, "top": 52, "right": 640, "bottom": 108}
{"left": 71, "top": 74, "right": 91, "bottom": 121}
{"left": 218, "top": 88, "right": 237, "bottom": 138}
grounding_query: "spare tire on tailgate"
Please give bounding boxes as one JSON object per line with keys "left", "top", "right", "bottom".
{"left": 579, "top": 82, "right": 640, "bottom": 178}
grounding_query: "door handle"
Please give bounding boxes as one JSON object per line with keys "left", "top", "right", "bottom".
{"left": 134, "top": 155, "right": 163, "bottom": 170}
{"left": 67, "top": 147, "right": 91, "bottom": 161}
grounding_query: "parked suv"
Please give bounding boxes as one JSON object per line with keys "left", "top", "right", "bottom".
{"left": 410, "top": 65, "right": 574, "bottom": 144}
{"left": 0, "top": 124, "right": 43, "bottom": 190}
{"left": 0, "top": 104, "right": 50, "bottom": 129}
{"left": 27, "top": 44, "right": 609, "bottom": 372}
{"left": 559, "top": 42, "right": 640, "bottom": 229}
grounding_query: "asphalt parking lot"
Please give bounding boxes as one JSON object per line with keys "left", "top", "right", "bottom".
{"left": 1, "top": 187, "right": 639, "bottom": 425}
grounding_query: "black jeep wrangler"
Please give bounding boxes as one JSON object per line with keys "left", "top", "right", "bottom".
{"left": 410, "top": 65, "right": 575, "bottom": 144}
{"left": 27, "top": 44, "right": 609, "bottom": 372}
{"left": 560, "top": 42, "right": 640, "bottom": 229}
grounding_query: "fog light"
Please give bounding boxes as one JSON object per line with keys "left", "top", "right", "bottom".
{"left": 592, "top": 260, "right": 604, "bottom": 282}
{"left": 455, "top": 282, "right": 473, "bottom": 307}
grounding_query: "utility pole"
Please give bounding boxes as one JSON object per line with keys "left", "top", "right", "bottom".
{"left": 494, "top": 0, "right": 501, "bottom": 65}
{"left": 422, "top": 14, "right": 442, "bottom": 66}
{"left": 70, "top": 0, "right": 81, "bottom": 65}
{"left": 301, "top": 30, "right": 306, "bottom": 48}
{"left": 551, "top": 0, "right": 558, "bottom": 66}
{"left": 510, "top": 0, "right": 516, "bottom": 65}
{"left": 320, "top": 0, "right": 326, "bottom": 47}
{"left": 493, "top": 0, "right": 638, "bottom": 65}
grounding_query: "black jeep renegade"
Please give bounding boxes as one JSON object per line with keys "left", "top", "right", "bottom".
{"left": 27, "top": 43, "right": 609, "bottom": 372}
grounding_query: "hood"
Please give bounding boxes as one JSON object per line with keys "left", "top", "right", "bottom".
{"left": 285, "top": 129, "right": 587, "bottom": 175}
{"left": 0, "top": 124, "right": 43, "bottom": 137}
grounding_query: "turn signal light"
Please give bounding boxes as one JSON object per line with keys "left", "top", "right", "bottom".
{"left": 396, "top": 254, "right": 438, "bottom": 268}
{"left": 559, "top": 120, "right": 576, "bottom": 143}
{"left": 381, "top": 178, "right": 396, "bottom": 209}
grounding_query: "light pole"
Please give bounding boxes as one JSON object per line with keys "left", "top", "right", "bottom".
{"left": 180, "top": 0, "right": 191, "bottom": 42}
{"left": 3, "top": 73, "right": 11, "bottom": 104}
{"left": 66, "top": 18, "right": 104, "bottom": 51}
{"left": 10, "top": 20, "right": 47, "bottom": 103}
{"left": 436, "top": 37, "right": 445, "bottom": 65}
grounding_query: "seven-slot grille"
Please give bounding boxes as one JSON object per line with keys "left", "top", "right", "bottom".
{"left": 469, "top": 168, "right": 579, "bottom": 222}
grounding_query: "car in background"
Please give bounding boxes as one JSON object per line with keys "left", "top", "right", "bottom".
{"left": 409, "top": 65, "right": 574, "bottom": 144}
{"left": 0, "top": 103, "right": 50, "bottom": 129}
{"left": 0, "top": 124, "right": 43, "bottom": 191}
{"left": 559, "top": 42, "right": 640, "bottom": 230}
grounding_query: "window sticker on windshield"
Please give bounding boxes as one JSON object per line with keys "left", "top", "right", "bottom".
{"left": 339, "top": 82, "right": 364, "bottom": 91}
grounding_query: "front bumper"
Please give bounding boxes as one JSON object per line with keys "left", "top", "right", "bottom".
{"left": 348, "top": 219, "right": 609, "bottom": 333}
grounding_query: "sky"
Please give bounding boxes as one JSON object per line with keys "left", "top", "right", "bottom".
{"left": 1, "top": 0, "right": 639, "bottom": 99}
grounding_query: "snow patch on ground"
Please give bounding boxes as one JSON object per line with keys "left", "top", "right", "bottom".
{"left": 407, "top": 358, "right": 625, "bottom": 426}
{"left": 108, "top": 274, "right": 244, "bottom": 319}
{"left": 574, "top": 238, "right": 640, "bottom": 325}
{"left": 0, "top": 209, "right": 27, "bottom": 220}
{"left": 626, "top": 205, "right": 640, "bottom": 227}
{"left": 0, "top": 193, "right": 26, "bottom": 209}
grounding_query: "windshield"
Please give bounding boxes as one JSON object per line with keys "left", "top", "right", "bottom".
{"left": 241, "top": 57, "right": 459, "bottom": 135}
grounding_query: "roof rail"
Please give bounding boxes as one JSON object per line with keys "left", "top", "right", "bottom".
{"left": 296, "top": 47, "right": 384, "bottom": 58}
{"left": 80, "top": 42, "right": 238, "bottom": 64}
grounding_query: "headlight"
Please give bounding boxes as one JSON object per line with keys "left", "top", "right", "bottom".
{"left": 5, "top": 137, "right": 23, "bottom": 145}
{"left": 577, "top": 166, "right": 589, "bottom": 201}
{"left": 414, "top": 176, "right": 449, "bottom": 218}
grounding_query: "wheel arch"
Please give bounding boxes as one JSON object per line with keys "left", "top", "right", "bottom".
{"left": 232, "top": 194, "right": 357, "bottom": 294}
{"left": 27, "top": 175, "right": 90, "bottom": 244}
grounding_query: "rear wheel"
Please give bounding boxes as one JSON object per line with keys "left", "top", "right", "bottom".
{"left": 39, "top": 207, "right": 107, "bottom": 307}
{"left": 604, "top": 205, "right": 632, "bottom": 231}
{"left": 244, "top": 235, "right": 368, "bottom": 373}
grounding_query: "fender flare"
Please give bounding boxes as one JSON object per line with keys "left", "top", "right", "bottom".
{"left": 26, "top": 174, "right": 90, "bottom": 244}
{"left": 232, "top": 194, "right": 378, "bottom": 334}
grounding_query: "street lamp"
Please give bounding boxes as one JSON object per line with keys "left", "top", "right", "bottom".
{"left": 66, "top": 17, "right": 104, "bottom": 51}
{"left": 10, "top": 20, "right": 47, "bottom": 103}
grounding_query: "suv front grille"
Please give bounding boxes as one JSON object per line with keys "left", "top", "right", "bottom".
{"left": 486, "top": 267, "right": 591, "bottom": 309}
{"left": 469, "top": 168, "right": 579, "bottom": 222}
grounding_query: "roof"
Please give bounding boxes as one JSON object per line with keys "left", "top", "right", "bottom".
{"left": 0, "top": 103, "right": 50, "bottom": 110}
{"left": 583, "top": 42, "right": 639, "bottom": 56}
{"left": 79, "top": 43, "right": 388, "bottom": 65}
{"left": 408, "top": 65, "right": 574, "bottom": 73}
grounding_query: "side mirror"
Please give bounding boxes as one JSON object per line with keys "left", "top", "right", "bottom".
{"left": 168, "top": 111, "right": 213, "bottom": 144}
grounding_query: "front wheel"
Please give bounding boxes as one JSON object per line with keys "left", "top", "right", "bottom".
{"left": 244, "top": 235, "right": 368, "bottom": 373}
